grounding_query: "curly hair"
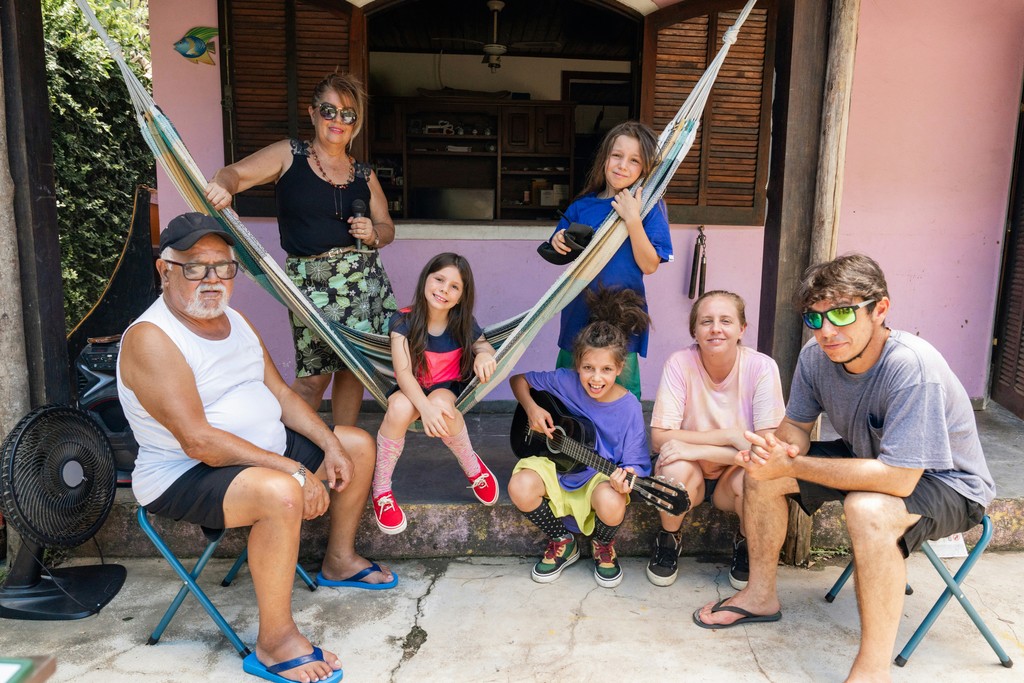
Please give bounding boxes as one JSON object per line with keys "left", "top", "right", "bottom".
{"left": 311, "top": 71, "right": 367, "bottom": 141}
{"left": 794, "top": 253, "right": 889, "bottom": 312}
{"left": 404, "top": 253, "right": 478, "bottom": 383}
{"left": 578, "top": 120, "right": 660, "bottom": 199}
{"left": 571, "top": 287, "right": 651, "bottom": 369}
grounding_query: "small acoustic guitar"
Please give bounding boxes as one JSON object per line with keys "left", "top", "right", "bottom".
{"left": 510, "top": 389, "right": 690, "bottom": 515}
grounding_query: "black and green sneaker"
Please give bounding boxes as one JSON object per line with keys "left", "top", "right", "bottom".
{"left": 591, "top": 538, "right": 622, "bottom": 588}
{"left": 531, "top": 535, "right": 579, "bottom": 583}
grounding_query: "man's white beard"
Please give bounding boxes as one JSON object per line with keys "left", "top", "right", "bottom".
{"left": 185, "top": 283, "right": 230, "bottom": 319}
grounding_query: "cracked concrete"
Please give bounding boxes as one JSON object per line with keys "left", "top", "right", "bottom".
{"left": 2, "top": 553, "right": 1021, "bottom": 682}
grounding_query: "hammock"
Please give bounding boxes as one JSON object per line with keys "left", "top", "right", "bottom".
{"left": 74, "top": 0, "right": 759, "bottom": 412}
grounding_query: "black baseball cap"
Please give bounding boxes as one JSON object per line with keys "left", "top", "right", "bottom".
{"left": 159, "top": 212, "right": 236, "bottom": 251}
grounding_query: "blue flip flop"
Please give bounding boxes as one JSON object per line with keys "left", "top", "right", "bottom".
{"left": 242, "top": 646, "right": 343, "bottom": 682}
{"left": 316, "top": 562, "right": 398, "bottom": 590}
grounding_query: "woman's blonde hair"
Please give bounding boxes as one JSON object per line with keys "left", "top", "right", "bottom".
{"left": 311, "top": 71, "right": 367, "bottom": 141}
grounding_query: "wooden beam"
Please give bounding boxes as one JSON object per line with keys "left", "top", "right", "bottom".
{"left": 757, "top": 0, "right": 830, "bottom": 566}
{"left": 810, "top": 0, "right": 859, "bottom": 264}
{"left": 0, "top": 0, "right": 71, "bottom": 407}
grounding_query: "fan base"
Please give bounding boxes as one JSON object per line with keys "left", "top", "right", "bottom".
{"left": 0, "top": 564, "right": 127, "bottom": 620}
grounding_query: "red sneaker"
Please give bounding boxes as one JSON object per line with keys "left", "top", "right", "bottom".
{"left": 466, "top": 455, "right": 499, "bottom": 506}
{"left": 372, "top": 491, "right": 407, "bottom": 534}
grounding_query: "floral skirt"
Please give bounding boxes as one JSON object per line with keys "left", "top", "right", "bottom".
{"left": 285, "top": 249, "right": 398, "bottom": 377}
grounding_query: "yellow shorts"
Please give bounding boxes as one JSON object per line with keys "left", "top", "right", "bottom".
{"left": 513, "top": 456, "right": 628, "bottom": 535}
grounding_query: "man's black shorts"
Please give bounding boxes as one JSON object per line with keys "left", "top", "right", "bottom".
{"left": 144, "top": 428, "right": 326, "bottom": 530}
{"left": 790, "top": 440, "right": 985, "bottom": 557}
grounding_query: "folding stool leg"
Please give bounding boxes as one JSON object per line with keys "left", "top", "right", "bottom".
{"left": 895, "top": 516, "right": 1013, "bottom": 668}
{"left": 136, "top": 507, "right": 251, "bottom": 658}
{"left": 221, "top": 547, "right": 318, "bottom": 592}
{"left": 824, "top": 561, "right": 855, "bottom": 603}
{"left": 825, "top": 560, "right": 912, "bottom": 603}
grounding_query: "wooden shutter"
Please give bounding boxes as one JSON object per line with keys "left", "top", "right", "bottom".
{"left": 220, "top": 0, "right": 360, "bottom": 216}
{"left": 992, "top": 101, "right": 1024, "bottom": 417}
{"left": 642, "top": 0, "right": 775, "bottom": 226}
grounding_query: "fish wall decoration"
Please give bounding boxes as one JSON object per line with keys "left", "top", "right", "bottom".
{"left": 173, "top": 26, "right": 218, "bottom": 65}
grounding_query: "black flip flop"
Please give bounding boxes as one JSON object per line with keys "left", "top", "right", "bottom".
{"left": 692, "top": 598, "right": 782, "bottom": 630}
{"left": 537, "top": 222, "right": 594, "bottom": 265}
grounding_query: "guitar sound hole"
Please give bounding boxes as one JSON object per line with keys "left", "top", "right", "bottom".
{"left": 547, "top": 425, "right": 566, "bottom": 455}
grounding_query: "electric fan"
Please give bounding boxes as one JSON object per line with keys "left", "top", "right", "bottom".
{"left": 0, "top": 404, "right": 126, "bottom": 620}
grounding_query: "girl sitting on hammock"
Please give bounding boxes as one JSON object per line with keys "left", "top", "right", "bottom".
{"left": 508, "top": 288, "right": 651, "bottom": 588}
{"left": 371, "top": 253, "right": 499, "bottom": 534}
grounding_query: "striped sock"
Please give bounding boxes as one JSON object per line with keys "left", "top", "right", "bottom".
{"left": 372, "top": 432, "right": 405, "bottom": 498}
{"left": 441, "top": 427, "right": 481, "bottom": 477}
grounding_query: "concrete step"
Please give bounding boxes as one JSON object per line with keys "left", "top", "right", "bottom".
{"left": 83, "top": 405, "right": 1024, "bottom": 561}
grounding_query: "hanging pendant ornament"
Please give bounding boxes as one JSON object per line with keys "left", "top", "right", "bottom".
{"left": 688, "top": 225, "right": 707, "bottom": 300}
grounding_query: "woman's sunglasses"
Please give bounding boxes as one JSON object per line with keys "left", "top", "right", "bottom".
{"left": 801, "top": 299, "right": 875, "bottom": 330}
{"left": 317, "top": 102, "right": 358, "bottom": 124}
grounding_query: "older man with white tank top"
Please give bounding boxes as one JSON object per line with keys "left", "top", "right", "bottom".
{"left": 117, "top": 213, "right": 394, "bottom": 683}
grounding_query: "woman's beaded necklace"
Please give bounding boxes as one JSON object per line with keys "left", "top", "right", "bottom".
{"left": 309, "top": 144, "right": 355, "bottom": 189}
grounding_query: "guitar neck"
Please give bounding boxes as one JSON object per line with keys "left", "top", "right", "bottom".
{"left": 551, "top": 430, "right": 632, "bottom": 483}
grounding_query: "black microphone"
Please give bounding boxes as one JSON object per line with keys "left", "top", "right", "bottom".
{"left": 351, "top": 199, "right": 368, "bottom": 248}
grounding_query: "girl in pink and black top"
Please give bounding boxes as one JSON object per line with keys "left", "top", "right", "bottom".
{"left": 371, "top": 253, "right": 499, "bottom": 534}
{"left": 645, "top": 291, "right": 785, "bottom": 591}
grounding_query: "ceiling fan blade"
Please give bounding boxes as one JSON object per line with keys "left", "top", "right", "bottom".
{"left": 431, "top": 37, "right": 486, "bottom": 48}
{"left": 509, "top": 41, "right": 563, "bottom": 51}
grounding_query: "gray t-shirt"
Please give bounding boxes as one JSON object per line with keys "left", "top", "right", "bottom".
{"left": 787, "top": 329, "right": 995, "bottom": 507}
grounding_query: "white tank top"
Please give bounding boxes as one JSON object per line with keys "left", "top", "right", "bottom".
{"left": 116, "top": 296, "right": 287, "bottom": 505}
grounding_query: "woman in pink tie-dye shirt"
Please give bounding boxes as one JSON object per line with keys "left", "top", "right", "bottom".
{"left": 644, "top": 291, "right": 785, "bottom": 591}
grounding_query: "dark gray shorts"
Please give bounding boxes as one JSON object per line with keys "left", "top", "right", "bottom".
{"left": 145, "top": 428, "right": 325, "bottom": 531}
{"left": 791, "top": 440, "right": 985, "bottom": 557}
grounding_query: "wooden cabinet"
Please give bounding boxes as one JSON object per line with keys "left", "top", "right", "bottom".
{"left": 369, "top": 98, "right": 574, "bottom": 221}
{"left": 501, "top": 106, "right": 572, "bottom": 155}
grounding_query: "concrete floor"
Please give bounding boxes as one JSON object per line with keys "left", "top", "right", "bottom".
{"left": 0, "top": 553, "right": 1020, "bottom": 682}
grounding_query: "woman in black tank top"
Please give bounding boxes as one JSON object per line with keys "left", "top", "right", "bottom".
{"left": 205, "top": 72, "right": 398, "bottom": 428}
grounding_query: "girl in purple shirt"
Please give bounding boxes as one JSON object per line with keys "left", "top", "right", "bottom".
{"left": 509, "top": 288, "right": 652, "bottom": 588}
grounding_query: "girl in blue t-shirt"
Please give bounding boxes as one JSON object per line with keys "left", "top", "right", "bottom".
{"left": 546, "top": 121, "right": 673, "bottom": 400}
{"left": 509, "top": 288, "right": 652, "bottom": 588}
{"left": 372, "top": 253, "right": 498, "bottom": 534}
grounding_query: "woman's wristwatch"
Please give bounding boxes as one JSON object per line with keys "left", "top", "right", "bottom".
{"left": 291, "top": 465, "right": 307, "bottom": 487}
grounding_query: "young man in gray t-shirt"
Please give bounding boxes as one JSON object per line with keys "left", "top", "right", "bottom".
{"left": 691, "top": 254, "right": 995, "bottom": 683}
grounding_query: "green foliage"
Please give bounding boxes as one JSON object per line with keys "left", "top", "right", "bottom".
{"left": 43, "top": 0, "right": 155, "bottom": 330}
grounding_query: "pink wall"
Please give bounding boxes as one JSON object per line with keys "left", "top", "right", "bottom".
{"left": 840, "top": 0, "right": 1024, "bottom": 397}
{"left": 150, "top": 0, "right": 1024, "bottom": 401}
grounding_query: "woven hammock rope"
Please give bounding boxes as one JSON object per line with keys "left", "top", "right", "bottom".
{"left": 73, "top": 0, "right": 759, "bottom": 413}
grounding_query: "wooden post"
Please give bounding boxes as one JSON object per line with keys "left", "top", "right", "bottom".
{"left": 0, "top": 0, "right": 70, "bottom": 410}
{"left": 757, "top": 0, "right": 830, "bottom": 566}
{"left": 810, "top": 0, "right": 860, "bottom": 265}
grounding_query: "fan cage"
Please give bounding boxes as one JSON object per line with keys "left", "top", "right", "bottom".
{"left": 0, "top": 405, "right": 116, "bottom": 549}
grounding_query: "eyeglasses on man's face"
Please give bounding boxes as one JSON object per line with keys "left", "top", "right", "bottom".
{"left": 164, "top": 260, "right": 240, "bottom": 281}
{"left": 317, "top": 102, "right": 358, "bottom": 124}
{"left": 801, "top": 299, "right": 875, "bottom": 330}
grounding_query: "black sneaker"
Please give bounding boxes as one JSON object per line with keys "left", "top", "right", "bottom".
{"left": 729, "top": 533, "right": 749, "bottom": 590}
{"left": 646, "top": 529, "right": 682, "bottom": 587}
